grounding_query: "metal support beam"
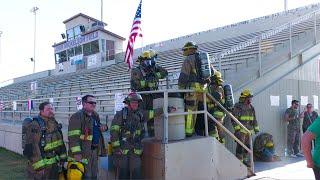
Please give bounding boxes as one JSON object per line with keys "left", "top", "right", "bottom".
{"left": 163, "top": 90, "right": 169, "bottom": 144}
{"left": 203, "top": 93, "right": 208, "bottom": 137}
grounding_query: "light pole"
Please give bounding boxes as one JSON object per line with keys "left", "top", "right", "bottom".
{"left": 30, "top": 6, "right": 39, "bottom": 73}
{"left": 101, "top": 0, "right": 103, "bottom": 22}
{"left": 0, "top": 31, "right": 2, "bottom": 64}
{"left": 284, "top": 0, "right": 288, "bottom": 11}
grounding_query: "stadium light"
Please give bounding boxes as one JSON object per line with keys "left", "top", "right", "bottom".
{"left": 30, "top": 6, "right": 39, "bottom": 74}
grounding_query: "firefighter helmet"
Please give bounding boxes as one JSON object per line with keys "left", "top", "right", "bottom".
{"left": 123, "top": 92, "right": 143, "bottom": 104}
{"left": 182, "top": 41, "right": 198, "bottom": 56}
{"left": 182, "top": 41, "right": 198, "bottom": 51}
{"left": 210, "top": 71, "right": 224, "bottom": 85}
{"left": 137, "top": 50, "right": 158, "bottom": 62}
{"left": 240, "top": 89, "right": 253, "bottom": 98}
{"left": 67, "top": 162, "right": 84, "bottom": 180}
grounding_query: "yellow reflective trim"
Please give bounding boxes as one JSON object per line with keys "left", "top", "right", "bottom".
{"left": 240, "top": 116, "right": 254, "bottom": 121}
{"left": 135, "top": 130, "right": 141, "bottom": 136}
{"left": 208, "top": 103, "right": 214, "bottom": 109}
{"left": 234, "top": 125, "right": 241, "bottom": 131}
{"left": 68, "top": 129, "right": 81, "bottom": 137}
{"left": 80, "top": 135, "right": 93, "bottom": 141}
{"left": 213, "top": 111, "right": 225, "bottom": 118}
{"left": 112, "top": 141, "right": 120, "bottom": 148}
{"left": 44, "top": 140, "right": 64, "bottom": 151}
{"left": 122, "top": 149, "right": 129, "bottom": 155}
{"left": 140, "top": 80, "right": 146, "bottom": 87}
{"left": 32, "top": 156, "right": 58, "bottom": 170}
{"left": 111, "top": 125, "right": 120, "bottom": 132}
{"left": 186, "top": 109, "right": 193, "bottom": 134}
{"left": 134, "top": 148, "right": 143, "bottom": 155}
{"left": 149, "top": 110, "right": 154, "bottom": 119}
{"left": 67, "top": 157, "right": 89, "bottom": 164}
{"left": 148, "top": 82, "right": 156, "bottom": 87}
{"left": 71, "top": 146, "right": 81, "bottom": 153}
{"left": 60, "top": 153, "right": 67, "bottom": 160}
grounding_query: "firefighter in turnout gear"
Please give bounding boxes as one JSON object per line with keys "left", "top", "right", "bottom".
{"left": 110, "top": 93, "right": 146, "bottom": 179}
{"left": 207, "top": 70, "right": 226, "bottom": 144}
{"left": 178, "top": 41, "right": 209, "bottom": 137}
{"left": 68, "top": 95, "right": 107, "bottom": 179}
{"left": 25, "top": 102, "right": 67, "bottom": 179}
{"left": 131, "top": 50, "right": 168, "bottom": 137}
{"left": 232, "top": 89, "right": 260, "bottom": 167}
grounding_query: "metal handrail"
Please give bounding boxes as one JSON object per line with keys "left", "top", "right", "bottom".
{"left": 206, "top": 92, "right": 254, "bottom": 172}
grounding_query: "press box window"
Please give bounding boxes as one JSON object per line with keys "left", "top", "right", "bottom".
{"left": 83, "top": 40, "right": 99, "bottom": 56}
{"left": 55, "top": 51, "right": 67, "bottom": 64}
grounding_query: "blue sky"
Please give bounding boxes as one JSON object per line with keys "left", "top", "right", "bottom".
{"left": 0, "top": 0, "right": 319, "bottom": 82}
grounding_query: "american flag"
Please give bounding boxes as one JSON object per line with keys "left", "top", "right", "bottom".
{"left": 124, "top": 0, "right": 143, "bottom": 69}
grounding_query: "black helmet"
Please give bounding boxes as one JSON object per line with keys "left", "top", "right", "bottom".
{"left": 182, "top": 41, "right": 198, "bottom": 51}
{"left": 123, "top": 92, "right": 143, "bottom": 104}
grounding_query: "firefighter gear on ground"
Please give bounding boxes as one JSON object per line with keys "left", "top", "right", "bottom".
{"left": 179, "top": 41, "right": 209, "bottom": 137}
{"left": 207, "top": 71, "right": 226, "bottom": 144}
{"left": 25, "top": 115, "right": 67, "bottom": 179}
{"left": 67, "top": 161, "right": 84, "bottom": 180}
{"left": 232, "top": 92, "right": 259, "bottom": 167}
{"left": 131, "top": 50, "right": 168, "bottom": 137}
{"left": 68, "top": 110, "right": 107, "bottom": 179}
{"left": 111, "top": 106, "right": 146, "bottom": 179}
{"left": 254, "top": 133, "right": 279, "bottom": 162}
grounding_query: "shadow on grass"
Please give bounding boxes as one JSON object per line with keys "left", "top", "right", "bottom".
{"left": 0, "top": 148, "right": 27, "bottom": 179}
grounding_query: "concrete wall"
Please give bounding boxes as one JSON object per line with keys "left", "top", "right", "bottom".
{"left": 251, "top": 54, "right": 320, "bottom": 156}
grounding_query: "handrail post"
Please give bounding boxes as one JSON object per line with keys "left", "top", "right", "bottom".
{"left": 258, "top": 36, "right": 262, "bottom": 77}
{"left": 203, "top": 92, "right": 208, "bottom": 137}
{"left": 163, "top": 90, "right": 169, "bottom": 144}
{"left": 249, "top": 134, "right": 254, "bottom": 173}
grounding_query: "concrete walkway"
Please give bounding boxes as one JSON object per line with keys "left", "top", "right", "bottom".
{"left": 248, "top": 156, "right": 315, "bottom": 180}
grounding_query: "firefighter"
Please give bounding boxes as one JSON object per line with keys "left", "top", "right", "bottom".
{"left": 253, "top": 133, "right": 279, "bottom": 162}
{"left": 25, "top": 102, "right": 67, "bottom": 179}
{"left": 68, "top": 95, "right": 107, "bottom": 179}
{"left": 232, "top": 89, "right": 260, "bottom": 167}
{"left": 178, "top": 41, "right": 209, "bottom": 137}
{"left": 207, "top": 70, "right": 226, "bottom": 144}
{"left": 110, "top": 93, "right": 146, "bottom": 179}
{"left": 131, "top": 49, "right": 168, "bottom": 137}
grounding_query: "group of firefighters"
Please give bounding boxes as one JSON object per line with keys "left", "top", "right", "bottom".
{"left": 24, "top": 41, "right": 262, "bottom": 179}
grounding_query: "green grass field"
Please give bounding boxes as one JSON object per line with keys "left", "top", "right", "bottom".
{"left": 0, "top": 148, "right": 27, "bottom": 179}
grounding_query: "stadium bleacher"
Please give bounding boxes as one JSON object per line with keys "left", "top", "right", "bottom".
{"left": 1, "top": 4, "right": 320, "bottom": 123}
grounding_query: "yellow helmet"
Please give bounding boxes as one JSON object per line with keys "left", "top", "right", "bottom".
{"left": 240, "top": 89, "right": 253, "bottom": 98}
{"left": 210, "top": 70, "right": 224, "bottom": 85}
{"left": 67, "top": 162, "right": 84, "bottom": 180}
{"left": 137, "top": 50, "right": 157, "bottom": 62}
{"left": 265, "top": 141, "right": 274, "bottom": 148}
{"left": 182, "top": 41, "right": 198, "bottom": 56}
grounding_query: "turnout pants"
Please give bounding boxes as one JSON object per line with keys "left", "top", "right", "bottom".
{"left": 114, "top": 154, "right": 142, "bottom": 180}
{"left": 235, "top": 131, "right": 251, "bottom": 167}
{"left": 185, "top": 92, "right": 203, "bottom": 136}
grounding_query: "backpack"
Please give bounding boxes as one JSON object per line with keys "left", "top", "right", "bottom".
{"left": 22, "top": 116, "right": 46, "bottom": 158}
